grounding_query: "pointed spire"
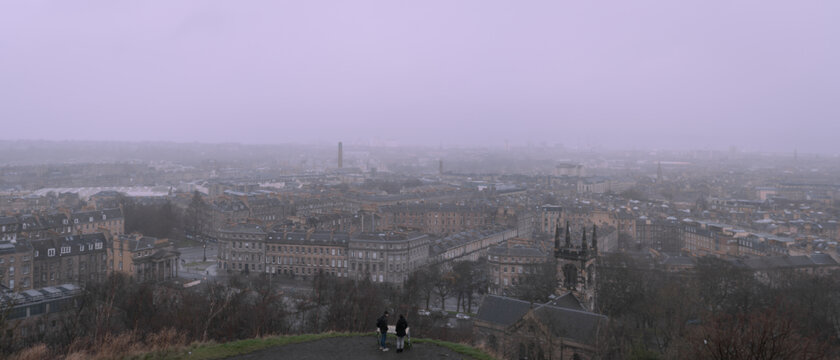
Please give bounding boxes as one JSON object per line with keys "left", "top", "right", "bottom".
{"left": 565, "top": 221, "right": 571, "bottom": 248}
{"left": 581, "top": 226, "right": 587, "bottom": 250}
{"left": 591, "top": 225, "right": 598, "bottom": 255}
{"left": 554, "top": 219, "right": 562, "bottom": 256}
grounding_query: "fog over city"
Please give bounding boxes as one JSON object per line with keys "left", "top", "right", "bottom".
{"left": 2, "top": 1, "right": 839, "bottom": 152}
{"left": 2, "top": 2, "right": 840, "bottom": 360}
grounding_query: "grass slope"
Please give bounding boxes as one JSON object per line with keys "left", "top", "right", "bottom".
{"left": 131, "top": 332, "right": 494, "bottom": 360}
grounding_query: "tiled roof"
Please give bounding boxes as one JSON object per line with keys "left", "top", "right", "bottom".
{"left": 476, "top": 295, "right": 607, "bottom": 345}
{"left": 475, "top": 295, "right": 532, "bottom": 327}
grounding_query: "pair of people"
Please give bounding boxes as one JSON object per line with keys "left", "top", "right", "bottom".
{"left": 376, "top": 311, "right": 408, "bottom": 353}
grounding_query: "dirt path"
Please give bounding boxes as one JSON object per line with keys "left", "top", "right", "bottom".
{"left": 225, "top": 336, "right": 479, "bottom": 360}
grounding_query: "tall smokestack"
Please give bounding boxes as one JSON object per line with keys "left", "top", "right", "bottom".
{"left": 338, "top": 142, "right": 343, "bottom": 168}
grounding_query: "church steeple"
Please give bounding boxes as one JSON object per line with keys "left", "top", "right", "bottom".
{"left": 555, "top": 223, "right": 598, "bottom": 312}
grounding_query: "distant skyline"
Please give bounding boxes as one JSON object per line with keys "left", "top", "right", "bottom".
{"left": 1, "top": 1, "right": 838, "bottom": 153}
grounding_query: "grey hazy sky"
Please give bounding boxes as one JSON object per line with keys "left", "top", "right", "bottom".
{"left": 1, "top": 1, "right": 838, "bottom": 153}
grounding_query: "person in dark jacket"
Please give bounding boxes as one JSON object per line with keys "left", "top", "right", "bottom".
{"left": 395, "top": 314, "right": 408, "bottom": 353}
{"left": 377, "top": 311, "right": 390, "bottom": 351}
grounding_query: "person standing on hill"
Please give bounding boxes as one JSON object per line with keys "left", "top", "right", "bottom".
{"left": 377, "top": 311, "right": 390, "bottom": 351}
{"left": 395, "top": 314, "right": 409, "bottom": 353}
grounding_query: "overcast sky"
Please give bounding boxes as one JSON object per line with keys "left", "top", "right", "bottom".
{"left": 1, "top": 1, "right": 838, "bottom": 153}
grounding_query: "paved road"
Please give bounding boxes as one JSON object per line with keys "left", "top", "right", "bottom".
{"left": 225, "top": 336, "right": 479, "bottom": 360}
{"left": 177, "top": 245, "right": 219, "bottom": 281}
{"left": 178, "top": 245, "right": 218, "bottom": 263}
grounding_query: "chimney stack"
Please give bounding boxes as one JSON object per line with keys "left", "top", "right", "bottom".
{"left": 338, "top": 142, "right": 343, "bottom": 168}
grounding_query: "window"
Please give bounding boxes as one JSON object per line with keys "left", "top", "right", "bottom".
{"left": 95, "top": 242, "right": 102, "bottom": 250}
{"left": 61, "top": 246, "right": 70, "bottom": 254}
{"left": 48, "top": 249, "right": 56, "bottom": 257}
{"left": 79, "top": 245, "right": 84, "bottom": 252}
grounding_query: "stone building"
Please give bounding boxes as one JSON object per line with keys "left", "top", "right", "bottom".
{"left": 473, "top": 295, "right": 606, "bottom": 360}
{"left": 1, "top": 216, "right": 19, "bottom": 243}
{"left": 111, "top": 234, "right": 180, "bottom": 282}
{"left": 487, "top": 241, "right": 548, "bottom": 295}
{"left": 265, "top": 230, "right": 349, "bottom": 279}
{"left": 30, "top": 233, "right": 108, "bottom": 288}
{"left": 69, "top": 208, "right": 125, "bottom": 236}
{"left": 430, "top": 226, "right": 518, "bottom": 265}
{"left": 555, "top": 223, "right": 598, "bottom": 312}
{"left": 347, "top": 232, "right": 430, "bottom": 284}
{"left": 635, "top": 216, "right": 681, "bottom": 253}
{"left": 376, "top": 204, "right": 498, "bottom": 235}
{"left": 1, "top": 283, "right": 82, "bottom": 345}
{"left": 0, "top": 242, "right": 34, "bottom": 291}
{"left": 217, "top": 223, "right": 267, "bottom": 273}
{"left": 0, "top": 208, "right": 124, "bottom": 241}
{"left": 203, "top": 198, "right": 250, "bottom": 240}
{"left": 540, "top": 205, "right": 562, "bottom": 234}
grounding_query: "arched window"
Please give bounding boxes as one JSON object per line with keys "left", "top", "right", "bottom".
{"left": 563, "top": 264, "right": 578, "bottom": 289}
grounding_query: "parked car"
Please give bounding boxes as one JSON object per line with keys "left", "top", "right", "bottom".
{"left": 417, "top": 309, "right": 431, "bottom": 316}
{"left": 456, "top": 313, "right": 470, "bottom": 320}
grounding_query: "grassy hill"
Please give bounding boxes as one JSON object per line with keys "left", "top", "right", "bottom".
{"left": 126, "top": 332, "right": 496, "bottom": 360}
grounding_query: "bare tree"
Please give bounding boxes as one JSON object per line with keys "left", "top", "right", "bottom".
{"left": 202, "top": 283, "right": 235, "bottom": 342}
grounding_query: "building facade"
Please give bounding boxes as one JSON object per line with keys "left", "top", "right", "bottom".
{"left": 0, "top": 242, "right": 34, "bottom": 291}
{"left": 30, "top": 233, "right": 108, "bottom": 289}
{"left": 217, "top": 223, "right": 267, "bottom": 273}
{"left": 487, "top": 240, "right": 548, "bottom": 295}
{"left": 265, "top": 230, "right": 349, "bottom": 279}
{"left": 111, "top": 234, "right": 180, "bottom": 282}
{"left": 347, "top": 232, "right": 430, "bottom": 284}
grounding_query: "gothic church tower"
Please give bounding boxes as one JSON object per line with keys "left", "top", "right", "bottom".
{"left": 554, "top": 222, "right": 598, "bottom": 311}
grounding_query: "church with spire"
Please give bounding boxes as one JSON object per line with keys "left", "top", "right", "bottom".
{"left": 554, "top": 220, "right": 599, "bottom": 312}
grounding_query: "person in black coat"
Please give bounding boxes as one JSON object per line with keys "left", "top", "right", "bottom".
{"left": 395, "top": 314, "right": 408, "bottom": 353}
{"left": 376, "top": 311, "right": 390, "bottom": 351}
